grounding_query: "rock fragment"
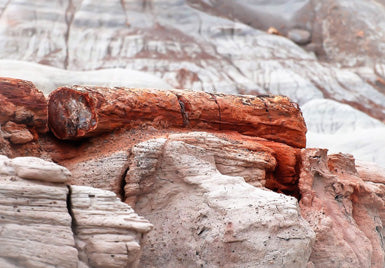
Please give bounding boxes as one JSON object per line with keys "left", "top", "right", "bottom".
{"left": 1, "top": 121, "right": 34, "bottom": 144}
{"left": 299, "top": 149, "right": 385, "bottom": 268}
{"left": 0, "top": 77, "right": 48, "bottom": 133}
{"left": 70, "top": 185, "right": 153, "bottom": 268}
{"left": 288, "top": 29, "right": 311, "bottom": 45}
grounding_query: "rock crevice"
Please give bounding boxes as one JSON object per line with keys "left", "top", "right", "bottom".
{"left": 0, "top": 155, "right": 152, "bottom": 268}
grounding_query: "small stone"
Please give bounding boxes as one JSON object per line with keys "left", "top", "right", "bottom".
{"left": 0, "top": 155, "right": 15, "bottom": 176}
{"left": 10, "top": 156, "right": 71, "bottom": 182}
{"left": 288, "top": 29, "right": 311, "bottom": 45}
{"left": 2, "top": 121, "right": 34, "bottom": 144}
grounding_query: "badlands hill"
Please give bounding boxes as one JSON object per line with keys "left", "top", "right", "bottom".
{"left": 0, "top": 0, "right": 385, "bottom": 267}
{"left": 0, "top": 0, "right": 385, "bottom": 166}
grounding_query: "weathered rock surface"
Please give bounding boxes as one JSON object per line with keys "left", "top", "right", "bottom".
{"left": 66, "top": 151, "right": 129, "bottom": 196}
{"left": 0, "top": 156, "right": 78, "bottom": 268}
{"left": 1, "top": 0, "right": 385, "bottom": 166}
{"left": 1, "top": 121, "right": 34, "bottom": 145}
{"left": 299, "top": 149, "right": 385, "bottom": 268}
{"left": 126, "top": 134, "right": 315, "bottom": 267}
{"left": 0, "top": 77, "right": 384, "bottom": 267}
{"left": 0, "top": 77, "right": 47, "bottom": 133}
{"left": 48, "top": 86, "right": 307, "bottom": 148}
{"left": 0, "top": 155, "right": 152, "bottom": 268}
{"left": 70, "top": 185, "right": 153, "bottom": 268}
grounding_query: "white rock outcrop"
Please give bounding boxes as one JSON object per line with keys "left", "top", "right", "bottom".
{"left": 66, "top": 151, "right": 129, "bottom": 195}
{"left": 0, "top": 155, "right": 152, "bottom": 268}
{"left": 70, "top": 185, "right": 153, "bottom": 268}
{"left": 0, "top": 157, "right": 78, "bottom": 267}
{"left": 126, "top": 133, "right": 315, "bottom": 267}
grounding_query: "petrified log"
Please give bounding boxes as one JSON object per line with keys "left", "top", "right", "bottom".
{"left": 48, "top": 86, "right": 307, "bottom": 148}
{"left": 0, "top": 77, "right": 48, "bottom": 133}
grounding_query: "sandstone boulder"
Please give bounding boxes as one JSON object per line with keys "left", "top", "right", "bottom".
{"left": 299, "top": 149, "right": 385, "bottom": 268}
{"left": 70, "top": 185, "right": 153, "bottom": 268}
{"left": 0, "top": 155, "right": 71, "bottom": 183}
{"left": 124, "top": 134, "right": 315, "bottom": 267}
{"left": 0, "top": 167, "right": 78, "bottom": 267}
{"left": 0, "top": 155, "right": 153, "bottom": 268}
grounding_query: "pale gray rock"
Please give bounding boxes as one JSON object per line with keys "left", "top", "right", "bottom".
{"left": 70, "top": 185, "right": 153, "bottom": 268}
{"left": 10, "top": 156, "right": 71, "bottom": 183}
{"left": 312, "top": 0, "right": 385, "bottom": 67}
{"left": 288, "top": 29, "right": 311, "bottom": 45}
{"left": 303, "top": 99, "right": 385, "bottom": 167}
{"left": 66, "top": 151, "right": 129, "bottom": 195}
{"left": 0, "top": 155, "right": 14, "bottom": 176}
{"left": 125, "top": 133, "right": 315, "bottom": 267}
{"left": 0, "top": 60, "right": 172, "bottom": 95}
{"left": 0, "top": 174, "right": 79, "bottom": 268}
{"left": 302, "top": 98, "right": 384, "bottom": 135}
{"left": 0, "top": 154, "right": 153, "bottom": 268}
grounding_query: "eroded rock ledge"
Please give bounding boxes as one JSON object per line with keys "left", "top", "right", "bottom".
{"left": 0, "top": 77, "right": 384, "bottom": 267}
{"left": 0, "top": 155, "right": 152, "bottom": 268}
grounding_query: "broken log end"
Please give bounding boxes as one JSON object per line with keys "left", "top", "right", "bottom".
{"left": 48, "top": 87, "right": 97, "bottom": 140}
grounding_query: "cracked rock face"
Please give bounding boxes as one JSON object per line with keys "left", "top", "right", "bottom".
{"left": 0, "top": 155, "right": 152, "bottom": 268}
{"left": 0, "top": 75, "right": 384, "bottom": 267}
{"left": 125, "top": 133, "right": 315, "bottom": 267}
{"left": 299, "top": 149, "right": 385, "bottom": 268}
{"left": 0, "top": 175, "right": 78, "bottom": 268}
{"left": 70, "top": 185, "right": 153, "bottom": 268}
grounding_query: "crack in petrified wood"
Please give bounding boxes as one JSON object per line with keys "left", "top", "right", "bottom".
{"left": 48, "top": 86, "right": 307, "bottom": 148}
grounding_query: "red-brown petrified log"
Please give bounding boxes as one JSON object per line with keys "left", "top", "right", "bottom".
{"left": 0, "top": 77, "right": 48, "bottom": 133}
{"left": 48, "top": 86, "right": 307, "bottom": 148}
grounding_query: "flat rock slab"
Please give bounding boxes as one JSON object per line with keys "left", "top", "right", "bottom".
{"left": 0, "top": 175, "right": 78, "bottom": 268}
{"left": 0, "top": 155, "right": 71, "bottom": 183}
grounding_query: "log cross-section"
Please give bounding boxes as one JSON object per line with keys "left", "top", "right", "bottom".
{"left": 48, "top": 86, "right": 307, "bottom": 148}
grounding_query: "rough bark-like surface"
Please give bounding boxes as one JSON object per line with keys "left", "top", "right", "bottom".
{"left": 299, "top": 149, "right": 385, "bottom": 268}
{"left": 0, "top": 77, "right": 48, "bottom": 133}
{"left": 48, "top": 86, "right": 307, "bottom": 148}
{"left": 125, "top": 134, "right": 315, "bottom": 267}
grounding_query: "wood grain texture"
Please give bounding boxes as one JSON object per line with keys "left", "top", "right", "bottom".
{"left": 48, "top": 86, "right": 307, "bottom": 148}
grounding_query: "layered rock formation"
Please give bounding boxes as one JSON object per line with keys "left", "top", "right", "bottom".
{"left": 299, "top": 150, "right": 385, "bottom": 268}
{"left": 0, "top": 77, "right": 384, "bottom": 267}
{"left": 126, "top": 133, "right": 314, "bottom": 267}
{"left": 0, "top": 155, "right": 152, "bottom": 268}
{"left": 1, "top": 0, "right": 385, "bottom": 166}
